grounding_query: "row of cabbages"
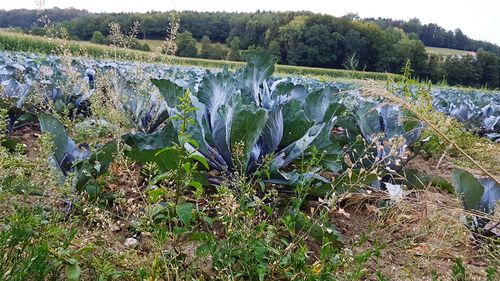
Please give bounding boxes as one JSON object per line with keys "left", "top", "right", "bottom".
{"left": 1, "top": 51, "right": 499, "bottom": 237}
{"left": 0, "top": 50, "right": 423, "bottom": 187}
{"left": 1, "top": 51, "right": 498, "bottom": 139}
{"left": 431, "top": 88, "right": 500, "bottom": 141}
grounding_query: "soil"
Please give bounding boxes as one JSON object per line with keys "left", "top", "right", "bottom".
{"left": 9, "top": 123, "right": 42, "bottom": 158}
{"left": 330, "top": 190, "right": 495, "bottom": 280}
{"left": 405, "top": 155, "right": 455, "bottom": 182}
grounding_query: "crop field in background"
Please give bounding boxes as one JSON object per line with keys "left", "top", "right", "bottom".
{"left": 140, "top": 39, "right": 165, "bottom": 50}
{"left": 0, "top": 31, "right": 398, "bottom": 82}
{"left": 425, "top": 46, "right": 471, "bottom": 56}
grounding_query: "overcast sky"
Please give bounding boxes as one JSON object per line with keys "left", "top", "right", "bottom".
{"left": 2, "top": 0, "right": 499, "bottom": 45}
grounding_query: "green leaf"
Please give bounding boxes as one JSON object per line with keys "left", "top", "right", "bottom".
{"left": 0, "top": 137, "right": 20, "bottom": 151}
{"left": 38, "top": 113, "right": 68, "bottom": 162}
{"left": 262, "top": 205, "right": 273, "bottom": 215}
{"left": 85, "top": 184, "right": 101, "bottom": 198}
{"left": 123, "top": 126, "right": 178, "bottom": 151}
{"left": 154, "top": 147, "right": 181, "bottom": 171}
{"left": 189, "top": 181, "right": 203, "bottom": 191}
{"left": 280, "top": 100, "right": 313, "bottom": 147}
{"left": 404, "top": 169, "right": 454, "bottom": 193}
{"left": 147, "top": 188, "right": 168, "bottom": 203}
{"left": 123, "top": 126, "right": 178, "bottom": 169}
{"left": 242, "top": 51, "right": 277, "bottom": 103}
{"left": 190, "top": 180, "right": 204, "bottom": 198}
{"left": 66, "top": 263, "right": 81, "bottom": 281}
{"left": 151, "top": 79, "right": 185, "bottom": 108}
{"left": 74, "top": 141, "right": 117, "bottom": 191}
{"left": 182, "top": 162, "right": 191, "bottom": 174}
{"left": 228, "top": 96, "right": 268, "bottom": 172}
{"left": 176, "top": 203, "right": 193, "bottom": 226}
{"left": 202, "top": 215, "right": 213, "bottom": 227}
{"left": 189, "top": 153, "right": 209, "bottom": 170}
{"left": 308, "top": 169, "right": 379, "bottom": 197}
{"left": 189, "top": 231, "right": 215, "bottom": 242}
{"left": 291, "top": 210, "right": 342, "bottom": 248}
{"left": 452, "top": 169, "right": 484, "bottom": 210}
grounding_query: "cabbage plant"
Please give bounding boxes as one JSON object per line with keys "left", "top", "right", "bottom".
{"left": 150, "top": 53, "right": 345, "bottom": 180}
{"left": 356, "top": 101, "right": 422, "bottom": 170}
{"left": 452, "top": 169, "right": 500, "bottom": 236}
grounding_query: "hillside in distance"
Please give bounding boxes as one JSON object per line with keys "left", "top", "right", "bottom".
{"left": 1, "top": 8, "right": 500, "bottom": 88}
{"left": 1, "top": 8, "right": 498, "bottom": 53}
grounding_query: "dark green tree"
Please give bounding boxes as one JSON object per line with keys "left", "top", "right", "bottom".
{"left": 268, "top": 40, "right": 281, "bottom": 61}
{"left": 199, "top": 35, "right": 212, "bottom": 59}
{"left": 476, "top": 50, "right": 499, "bottom": 87}
{"left": 176, "top": 31, "right": 198, "bottom": 58}
{"left": 227, "top": 37, "right": 242, "bottom": 61}
{"left": 210, "top": 43, "right": 228, "bottom": 60}
{"left": 90, "top": 31, "right": 107, "bottom": 45}
{"left": 392, "top": 38, "right": 428, "bottom": 75}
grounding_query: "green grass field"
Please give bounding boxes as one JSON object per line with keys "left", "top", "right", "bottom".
{"left": 140, "top": 39, "right": 165, "bottom": 50}
{"left": 140, "top": 39, "right": 229, "bottom": 54}
{"left": 0, "top": 32, "right": 398, "bottom": 82}
{"left": 425, "top": 46, "right": 471, "bottom": 56}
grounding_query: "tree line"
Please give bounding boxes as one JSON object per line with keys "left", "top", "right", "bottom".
{"left": 1, "top": 8, "right": 499, "bottom": 88}
{"left": 364, "top": 17, "right": 500, "bottom": 54}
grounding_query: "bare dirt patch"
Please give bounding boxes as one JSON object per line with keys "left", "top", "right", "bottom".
{"left": 331, "top": 190, "right": 495, "bottom": 280}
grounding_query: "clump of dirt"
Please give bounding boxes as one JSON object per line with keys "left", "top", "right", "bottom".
{"left": 105, "top": 161, "right": 147, "bottom": 223}
{"left": 405, "top": 155, "right": 455, "bottom": 182}
{"left": 9, "top": 124, "right": 41, "bottom": 158}
{"left": 331, "top": 190, "right": 494, "bottom": 280}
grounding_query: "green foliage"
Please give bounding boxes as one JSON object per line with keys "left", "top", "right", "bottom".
{"left": 0, "top": 206, "right": 81, "bottom": 281}
{"left": 175, "top": 31, "right": 198, "bottom": 58}
{"left": 3, "top": 8, "right": 500, "bottom": 87}
{"left": 452, "top": 169, "right": 484, "bottom": 211}
{"left": 451, "top": 258, "right": 470, "bottom": 281}
{"left": 199, "top": 35, "right": 212, "bottom": 59}
{"left": 123, "top": 126, "right": 178, "bottom": 169}
{"left": 73, "top": 141, "right": 118, "bottom": 191}
{"left": 267, "top": 40, "right": 280, "bottom": 60}
{"left": 227, "top": 37, "right": 242, "bottom": 61}
{"left": 147, "top": 89, "right": 208, "bottom": 206}
{"left": 343, "top": 52, "right": 360, "bottom": 70}
{"left": 198, "top": 35, "right": 229, "bottom": 60}
{"left": 90, "top": 30, "right": 107, "bottom": 45}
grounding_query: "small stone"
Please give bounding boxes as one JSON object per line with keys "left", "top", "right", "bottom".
{"left": 124, "top": 237, "right": 138, "bottom": 248}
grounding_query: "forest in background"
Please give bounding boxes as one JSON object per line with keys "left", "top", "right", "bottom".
{"left": 1, "top": 8, "right": 499, "bottom": 88}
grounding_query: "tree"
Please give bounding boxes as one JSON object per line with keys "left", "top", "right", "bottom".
{"left": 453, "top": 29, "right": 468, "bottom": 50}
{"left": 140, "top": 43, "right": 151, "bottom": 52}
{"left": 392, "top": 38, "right": 428, "bottom": 75}
{"left": 210, "top": 43, "right": 228, "bottom": 60}
{"left": 176, "top": 31, "right": 198, "bottom": 57}
{"left": 268, "top": 40, "right": 281, "bottom": 61}
{"left": 199, "top": 35, "right": 212, "bottom": 59}
{"left": 444, "top": 56, "right": 480, "bottom": 87}
{"left": 476, "top": 50, "right": 499, "bottom": 88}
{"left": 227, "top": 37, "right": 241, "bottom": 61}
{"left": 90, "top": 31, "right": 107, "bottom": 45}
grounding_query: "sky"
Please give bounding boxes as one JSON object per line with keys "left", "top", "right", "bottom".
{"left": 1, "top": 0, "right": 499, "bottom": 45}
